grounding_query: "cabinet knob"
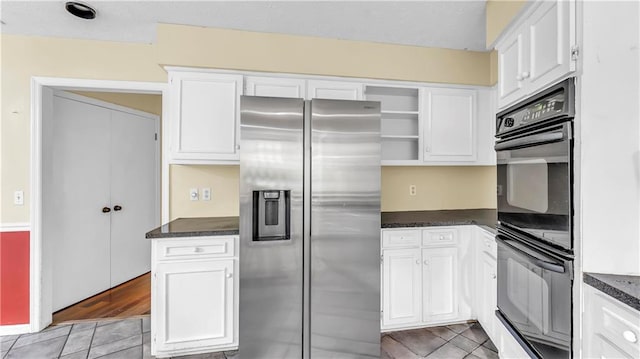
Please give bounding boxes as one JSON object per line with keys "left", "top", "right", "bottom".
{"left": 193, "top": 247, "right": 203, "bottom": 253}
{"left": 424, "top": 260, "right": 429, "bottom": 266}
{"left": 623, "top": 330, "right": 637, "bottom": 343}
{"left": 522, "top": 71, "right": 530, "bottom": 79}
{"left": 416, "top": 259, "right": 421, "bottom": 265}
{"left": 439, "top": 235, "right": 445, "bottom": 240}
{"left": 102, "top": 207, "right": 111, "bottom": 213}
{"left": 492, "top": 274, "right": 497, "bottom": 279}
{"left": 226, "top": 273, "right": 233, "bottom": 278}
{"left": 236, "top": 144, "right": 240, "bottom": 150}
{"left": 425, "top": 146, "right": 431, "bottom": 153}
{"left": 516, "top": 75, "right": 524, "bottom": 81}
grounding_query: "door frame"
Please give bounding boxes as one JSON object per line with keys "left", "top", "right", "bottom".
{"left": 30, "top": 77, "right": 169, "bottom": 332}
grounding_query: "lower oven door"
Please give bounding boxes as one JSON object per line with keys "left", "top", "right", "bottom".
{"left": 496, "top": 234, "right": 572, "bottom": 358}
{"left": 495, "top": 121, "right": 572, "bottom": 251}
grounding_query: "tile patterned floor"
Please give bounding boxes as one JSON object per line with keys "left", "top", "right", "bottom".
{"left": 1, "top": 318, "right": 497, "bottom": 359}
{"left": 382, "top": 322, "right": 499, "bottom": 359}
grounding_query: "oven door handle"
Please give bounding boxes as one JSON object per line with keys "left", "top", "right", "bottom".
{"left": 495, "top": 130, "right": 565, "bottom": 151}
{"left": 497, "top": 235, "right": 566, "bottom": 273}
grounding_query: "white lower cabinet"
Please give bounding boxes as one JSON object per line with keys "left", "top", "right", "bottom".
{"left": 381, "top": 226, "right": 471, "bottom": 331}
{"left": 583, "top": 284, "right": 640, "bottom": 359}
{"left": 382, "top": 248, "right": 422, "bottom": 327}
{"left": 423, "top": 247, "right": 458, "bottom": 322}
{"left": 475, "top": 228, "right": 498, "bottom": 343}
{"left": 151, "top": 236, "right": 239, "bottom": 358}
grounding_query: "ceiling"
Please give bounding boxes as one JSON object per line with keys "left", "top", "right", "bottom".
{"left": 0, "top": 1, "right": 488, "bottom": 51}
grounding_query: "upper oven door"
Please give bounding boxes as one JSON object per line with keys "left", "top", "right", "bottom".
{"left": 495, "top": 121, "right": 572, "bottom": 251}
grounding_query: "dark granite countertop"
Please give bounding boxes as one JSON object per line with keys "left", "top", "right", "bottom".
{"left": 146, "top": 217, "right": 239, "bottom": 239}
{"left": 584, "top": 273, "right": 640, "bottom": 311}
{"left": 382, "top": 209, "right": 497, "bottom": 230}
{"left": 147, "top": 209, "right": 497, "bottom": 239}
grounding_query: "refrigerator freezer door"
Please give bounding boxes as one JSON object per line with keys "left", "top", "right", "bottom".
{"left": 310, "top": 99, "right": 381, "bottom": 358}
{"left": 239, "top": 96, "right": 304, "bottom": 358}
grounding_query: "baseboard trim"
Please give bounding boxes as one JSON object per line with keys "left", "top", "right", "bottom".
{"left": 0, "top": 324, "right": 31, "bottom": 336}
{"left": 0, "top": 223, "right": 31, "bottom": 232}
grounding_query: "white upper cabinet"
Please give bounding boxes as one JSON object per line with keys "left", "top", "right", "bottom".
{"left": 245, "top": 76, "right": 306, "bottom": 99}
{"left": 496, "top": 0, "right": 576, "bottom": 109}
{"left": 365, "top": 85, "right": 421, "bottom": 165}
{"left": 422, "top": 88, "right": 477, "bottom": 162}
{"left": 169, "top": 70, "right": 243, "bottom": 163}
{"left": 307, "top": 80, "right": 363, "bottom": 100}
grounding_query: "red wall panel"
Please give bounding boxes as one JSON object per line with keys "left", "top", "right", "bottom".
{"left": 0, "top": 231, "right": 30, "bottom": 325}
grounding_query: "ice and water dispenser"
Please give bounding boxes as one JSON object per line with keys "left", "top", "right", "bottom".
{"left": 252, "top": 190, "right": 290, "bottom": 241}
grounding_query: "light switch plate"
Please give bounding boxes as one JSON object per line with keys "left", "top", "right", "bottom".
{"left": 190, "top": 188, "right": 199, "bottom": 201}
{"left": 14, "top": 190, "right": 24, "bottom": 205}
{"left": 202, "top": 188, "right": 211, "bottom": 201}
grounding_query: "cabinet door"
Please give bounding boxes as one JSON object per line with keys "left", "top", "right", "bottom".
{"left": 155, "top": 260, "right": 235, "bottom": 352}
{"left": 497, "top": 25, "right": 528, "bottom": 109}
{"left": 527, "top": 0, "right": 573, "bottom": 91}
{"left": 423, "top": 247, "right": 458, "bottom": 322}
{"left": 382, "top": 248, "right": 421, "bottom": 328}
{"left": 307, "top": 80, "right": 363, "bottom": 100}
{"left": 245, "top": 76, "right": 306, "bottom": 98}
{"left": 478, "top": 253, "right": 497, "bottom": 341}
{"left": 170, "top": 72, "right": 243, "bottom": 161}
{"left": 423, "top": 89, "right": 477, "bottom": 162}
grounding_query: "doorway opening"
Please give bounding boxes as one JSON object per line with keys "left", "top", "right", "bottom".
{"left": 30, "top": 78, "right": 169, "bottom": 332}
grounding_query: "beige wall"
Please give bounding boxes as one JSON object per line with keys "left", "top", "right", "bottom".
{"left": 71, "top": 91, "right": 162, "bottom": 116}
{"left": 0, "top": 34, "right": 165, "bottom": 223}
{"left": 3, "top": 25, "right": 496, "bottom": 223}
{"left": 486, "top": 0, "right": 528, "bottom": 47}
{"left": 170, "top": 165, "right": 496, "bottom": 219}
{"left": 157, "top": 24, "right": 493, "bottom": 86}
{"left": 170, "top": 165, "right": 239, "bottom": 219}
{"left": 382, "top": 166, "right": 496, "bottom": 211}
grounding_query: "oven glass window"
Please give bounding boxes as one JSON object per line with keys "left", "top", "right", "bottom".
{"left": 507, "top": 159, "right": 548, "bottom": 213}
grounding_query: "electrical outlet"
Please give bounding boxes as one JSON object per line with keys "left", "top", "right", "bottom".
{"left": 14, "top": 190, "right": 24, "bottom": 205}
{"left": 190, "top": 188, "right": 199, "bottom": 201}
{"left": 409, "top": 185, "right": 417, "bottom": 196}
{"left": 202, "top": 188, "right": 211, "bottom": 201}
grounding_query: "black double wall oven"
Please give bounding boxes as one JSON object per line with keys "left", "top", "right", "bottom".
{"left": 494, "top": 78, "right": 575, "bottom": 359}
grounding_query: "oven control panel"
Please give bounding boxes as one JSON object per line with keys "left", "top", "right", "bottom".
{"left": 496, "top": 78, "right": 575, "bottom": 137}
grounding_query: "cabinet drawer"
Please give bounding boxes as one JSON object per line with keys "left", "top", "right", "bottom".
{"left": 156, "top": 236, "right": 235, "bottom": 261}
{"left": 592, "top": 292, "right": 640, "bottom": 358}
{"left": 479, "top": 231, "right": 497, "bottom": 258}
{"left": 422, "top": 228, "right": 457, "bottom": 246}
{"left": 382, "top": 230, "right": 421, "bottom": 248}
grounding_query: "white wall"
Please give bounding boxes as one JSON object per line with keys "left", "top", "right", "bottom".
{"left": 579, "top": 1, "right": 640, "bottom": 274}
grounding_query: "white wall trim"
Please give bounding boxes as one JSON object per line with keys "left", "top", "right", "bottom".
{"left": 0, "top": 324, "right": 31, "bottom": 336}
{"left": 0, "top": 223, "right": 31, "bottom": 232}
{"left": 30, "top": 76, "right": 169, "bottom": 332}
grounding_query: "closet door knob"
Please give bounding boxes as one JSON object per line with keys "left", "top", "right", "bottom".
{"left": 113, "top": 205, "right": 122, "bottom": 211}
{"left": 102, "top": 207, "right": 111, "bottom": 213}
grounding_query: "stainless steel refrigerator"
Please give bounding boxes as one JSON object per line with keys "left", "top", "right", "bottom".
{"left": 239, "top": 96, "right": 381, "bottom": 358}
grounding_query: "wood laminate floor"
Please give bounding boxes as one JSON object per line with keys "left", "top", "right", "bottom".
{"left": 52, "top": 272, "right": 151, "bottom": 325}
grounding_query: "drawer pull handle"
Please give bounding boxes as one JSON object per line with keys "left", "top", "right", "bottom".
{"left": 623, "top": 330, "right": 637, "bottom": 343}
{"left": 193, "top": 247, "right": 203, "bottom": 253}
{"left": 226, "top": 273, "right": 233, "bottom": 278}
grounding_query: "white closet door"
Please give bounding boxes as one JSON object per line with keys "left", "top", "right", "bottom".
{"left": 109, "top": 110, "right": 157, "bottom": 287}
{"left": 51, "top": 96, "right": 112, "bottom": 311}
